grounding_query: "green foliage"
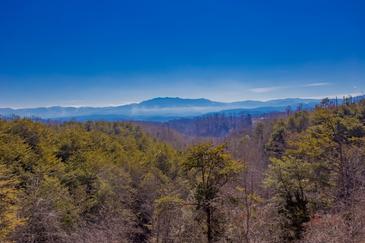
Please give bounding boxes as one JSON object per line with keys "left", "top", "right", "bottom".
{"left": 265, "top": 120, "right": 287, "bottom": 158}
{"left": 183, "top": 143, "right": 244, "bottom": 242}
{"left": 287, "top": 111, "right": 309, "bottom": 133}
{"left": 0, "top": 163, "right": 23, "bottom": 240}
{"left": 265, "top": 100, "right": 365, "bottom": 241}
{"left": 183, "top": 143, "right": 243, "bottom": 207}
{"left": 265, "top": 156, "right": 311, "bottom": 241}
{"left": 0, "top": 119, "right": 182, "bottom": 242}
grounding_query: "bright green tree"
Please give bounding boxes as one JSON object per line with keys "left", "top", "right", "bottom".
{"left": 265, "top": 156, "right": 312, "bottom": 241}
{"left": 183, "top": 143, "right": 244, "bottom": 243}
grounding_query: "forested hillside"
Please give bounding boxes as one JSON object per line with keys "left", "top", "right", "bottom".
{"left": 166, "top": 113, "right": 253, "bottom": 138}
{"left": 224, "top": 98, "right": 365, "bottom": 242}
{"left": 0, "top": 98, "right": 365, "bottom": 242}
{"left": 0, "top": 120, "right": 184, "bottom": 242}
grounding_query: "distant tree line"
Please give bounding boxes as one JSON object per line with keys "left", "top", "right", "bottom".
{"left": 166, "top": 113, "right": 252, "bottom": 138}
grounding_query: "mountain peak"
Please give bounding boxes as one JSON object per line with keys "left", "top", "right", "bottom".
{"left": 139, "top": 97, "right": 223, "bottom": 107}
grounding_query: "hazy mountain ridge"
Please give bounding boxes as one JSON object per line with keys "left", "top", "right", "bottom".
{"left": 0, "top": 97, "right": 324, "bottom": 121}
{"left": 138, "top": 97, "right": 225, "bottom": 107}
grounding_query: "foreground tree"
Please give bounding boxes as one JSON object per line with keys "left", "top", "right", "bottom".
{"left": 265, "top": 156, "right": 311, "bottom": 241}
{"left": 183, "top": 143, "right": 244, "bottom": 243}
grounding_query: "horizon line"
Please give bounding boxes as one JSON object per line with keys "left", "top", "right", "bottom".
{"left": 1, "top": 93, "right": 363, "bottom": 110}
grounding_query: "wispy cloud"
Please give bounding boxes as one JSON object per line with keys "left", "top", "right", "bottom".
{"left": 249, "top": 82, "right": 331, "bottom": 94}
{"left": 303, "top": 82, "right": 331, "bottom": 87}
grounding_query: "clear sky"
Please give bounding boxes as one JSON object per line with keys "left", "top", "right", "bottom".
{"left": 1, "top": 0, "right": 364, "bottom": 108}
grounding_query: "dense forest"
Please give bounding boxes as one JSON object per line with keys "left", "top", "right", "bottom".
{"left": 1, "top": 98, "right": 365, "bottom": 242}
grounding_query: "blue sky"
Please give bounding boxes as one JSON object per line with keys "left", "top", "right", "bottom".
{"left": 0, "top": 0, "right": 364, "bottom": 108}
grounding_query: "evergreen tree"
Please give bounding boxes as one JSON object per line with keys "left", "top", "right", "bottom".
{"left": 183, "top": 143, "right": 243, "bottom": 243}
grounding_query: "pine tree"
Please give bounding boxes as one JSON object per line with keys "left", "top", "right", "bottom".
{"left": 183, "top": 143, "right": 244, "bottom": 243}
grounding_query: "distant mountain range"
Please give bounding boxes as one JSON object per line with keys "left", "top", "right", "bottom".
{"left": 0, "top": 97, "right": 326, "bottom": 122}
